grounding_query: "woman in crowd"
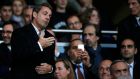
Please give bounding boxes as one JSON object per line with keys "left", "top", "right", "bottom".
{"left": 12, "top": 0, "right": 26, "bottom": 27}
{"left": 55, "top": 58, "right": 75, "bottom": 79}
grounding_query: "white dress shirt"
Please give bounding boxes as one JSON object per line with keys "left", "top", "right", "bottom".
{"left": 136, "top": 17, "right": 140, "bottom": 26}
{"left": 75, "top": 63, "right": 85, "bottom": 79}
{"left": 32, "top": 23, "right": 44, "bottom": 51}
{"left": 128, "top": 61, "right": 134, "bottom": 79}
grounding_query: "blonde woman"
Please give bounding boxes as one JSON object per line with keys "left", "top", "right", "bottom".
{"left": 55, "top": 58, "right": 75, "bottom": 79}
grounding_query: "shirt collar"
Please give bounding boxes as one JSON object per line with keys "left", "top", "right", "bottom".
{"left": 76, "top": 63, "right": 83, "bottom": 68}
{"left": 136, "top": 16, "right": 139, "bottom": 20}
{"left": 31, "top": 23, "right": 40, "bottom": 35}
{"left": 128, "top": 61, "right": 134, "bottom": 68}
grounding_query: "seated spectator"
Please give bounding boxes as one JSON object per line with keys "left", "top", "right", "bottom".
{"left": 67, "top": 14, "right": 83, "bottom": 41}
{"left": 11, "top": 0, "right": 26, "bottom": 27}
{"left": 120, "top": 37, "right": 137, "bottom": 78}
{"left": 0, "top": 1, "right": 14, "bottom": 27}
{"left": 83, "top": 24, "right": 102, "bottom": 78}
{"left": 0, "top": 22, "right": 17, "bottom": 79}
{"left": 81, "top": 7, "right": 100, "bottom": 32}
{"left": 110, "top": 60, "right": 131, "bottom": 79}
{"left": 98, "top": 59, "right": 112, "bottom": 79}
{"left": 54, "top": 58, "right": 75, "bottom": 79}
{"left": 67, "top": 39, "right": 94, "bottom": 79}
{"left": 23, "top": 5, "right": 33, "bottom": 25}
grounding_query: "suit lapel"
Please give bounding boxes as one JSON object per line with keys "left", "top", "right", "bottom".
{"left": 27, "top": 24, "right": 39, "bottom": 42}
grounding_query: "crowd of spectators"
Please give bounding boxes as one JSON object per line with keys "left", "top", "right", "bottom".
{"left": 0, "top": 0, "right": 140, "bottom": 79}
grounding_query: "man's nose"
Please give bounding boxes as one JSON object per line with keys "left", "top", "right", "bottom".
{"left": 120, "top": 71, "right": 126, "bottom": 76}
{"left": 103, "top": 69, "right": 108, "bottom": 73}
{"left": 85, "top": 35, "right": 90, "bottom": 40}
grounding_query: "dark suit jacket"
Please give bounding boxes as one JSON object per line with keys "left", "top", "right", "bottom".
{"left": 85, "top": 45, "right": 102, "bottom": 77}
{"left": 133, "top": 56, "right": 140, "bottom": 79}
{"left": 72, "top": 63, "right": 95, "bottom": 79}
{"left": 0, "top": 43, "right": 11, "bottom": 79}
{"left": 10, "top": 24, "right": 55, "bottom": 79}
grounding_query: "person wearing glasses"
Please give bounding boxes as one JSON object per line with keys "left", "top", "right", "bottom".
{"left": 67, "top": 14, "right": 83, "bottom": 41}
{"left": 120, "top": 37, "right": 138, "bottom": 79}
{"left": 0, "top": 22, "right": 17, "bottom": 79}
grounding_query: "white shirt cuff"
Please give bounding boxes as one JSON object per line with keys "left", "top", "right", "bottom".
{"left": 55, "top": 52, "right": 60, "bottom": 57}
{"left": 38, "top": 42, "right": 43, "bottom": 51}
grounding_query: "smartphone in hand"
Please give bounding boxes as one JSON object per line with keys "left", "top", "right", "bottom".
{"left": 78, "top": 44, "right": 84, "bottom": 51}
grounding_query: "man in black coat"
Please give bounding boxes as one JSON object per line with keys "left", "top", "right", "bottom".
{"left": 10, "top": 3, "right": 55, "bottom": 79}
{"left": 0, "top": 22, "right": 16, "bottom": 79}
{"left": 66, "top": 39, "right": 94, "bottom": 79}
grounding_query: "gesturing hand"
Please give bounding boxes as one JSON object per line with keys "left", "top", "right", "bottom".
{"left": 35, "top": 63, "right": 53, "bottom": 74}
{"left": 38, "top": 37, "right": 55, "bottom": 48}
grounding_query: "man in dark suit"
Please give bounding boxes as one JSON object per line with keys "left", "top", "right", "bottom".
{"left": 0, "top": 22, "right": 16, "bottom": 79}
{"left": 83, "top": 24, "right": 104, "bottom": 79}
{"left": 67, "top": 39, "right": 94, "bottom": 79}
{"left": 134, "top": 55, "right": 140, "bottom": 79}
{"left": 10, "top": 3, "right": 55, "bottom": 79}
{"left": 120, "top": 37, "right": 137, "bottom": 79}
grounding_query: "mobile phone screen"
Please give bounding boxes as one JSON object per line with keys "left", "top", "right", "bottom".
{"left": 78, "top": 44, "right": 84, "bottom": 51}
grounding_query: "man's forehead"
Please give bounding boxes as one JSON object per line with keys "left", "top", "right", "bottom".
{"left": 122, "top": 39, "right": 134, "bottom": 44}
{"left": 2, "top": 6, "right": 11, "bottom": 9}
{"left": 84, "top": 27, "right": 96, "bottom": 33}
{"left": 71, "top": 40, "right": 83, "bottom": 46}
{"left": 71, "top": 40, "right": 83, "bottom": 45}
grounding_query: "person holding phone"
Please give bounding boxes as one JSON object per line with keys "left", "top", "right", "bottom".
{"left": 66, "top": 39, "right": 95, "bottom": 79}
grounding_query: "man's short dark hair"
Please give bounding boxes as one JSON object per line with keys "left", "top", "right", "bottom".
{"left": 33, "top": 2, "right": 52, "bottom": 13}
{"left": 2, "top": 21, "right": 18, "bottom": 30}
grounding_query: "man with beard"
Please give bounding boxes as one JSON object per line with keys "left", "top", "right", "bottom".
{"left": 120, "top": 37, "right": 138, "bottom": 79}
{"left": 67, "top": 39, "right": 94, "bottom": 79}
{"left": 83, "top": 24, "right": 103, "bottom": 79}
{"left": 0, "top": 22, "right": 17, "bottom": 79}
{"left": 110, "top": 60, "right": 131, "bottom": 79}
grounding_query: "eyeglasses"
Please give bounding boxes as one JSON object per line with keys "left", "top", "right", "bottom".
{"left": 121, "top": 45, "right": 134, "bottom": 49}
{"left": 68, "top": 21, "right": 80, "bottom": 26}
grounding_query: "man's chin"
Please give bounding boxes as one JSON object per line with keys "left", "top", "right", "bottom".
{"left": 4, "top": 42, "right": 10, "bottom": 44}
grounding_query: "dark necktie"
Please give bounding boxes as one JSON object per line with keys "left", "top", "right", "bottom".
{"left": 77, "top": 65, "right": 84, "bottom": 79}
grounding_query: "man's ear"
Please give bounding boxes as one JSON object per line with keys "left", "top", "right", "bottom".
{"left": 33, "top": 11, "right": 37, "bottom": 18}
